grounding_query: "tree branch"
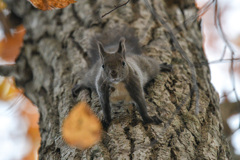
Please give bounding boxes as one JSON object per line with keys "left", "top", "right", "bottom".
{"left": 101, "top": 0, "right": 131, "bottom": 18}
{"left": 214, "top": 0, "right": 240, "bottom": 127}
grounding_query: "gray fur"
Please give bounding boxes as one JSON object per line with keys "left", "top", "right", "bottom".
{"left": 72, "top": 34, "right": 172, "bottom": 127}
{"left": 89, "top": 27, "right": 141, "bottom": 66}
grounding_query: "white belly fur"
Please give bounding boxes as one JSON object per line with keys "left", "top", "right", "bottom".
{"left": 109, "top": 82, "right": 132, "bottom": 105}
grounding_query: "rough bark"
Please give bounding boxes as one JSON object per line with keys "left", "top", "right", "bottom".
{"left": 5, "top": 0, "right": 230, "bottom": 159}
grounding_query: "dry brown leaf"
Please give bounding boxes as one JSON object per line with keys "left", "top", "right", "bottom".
{"left": 0, "top": 25, "right": 25, "bottom": 62}
{"left": 62, "top": 101, "right": 102, "bottom": 149}
{"left": 29, "top": 0, "right": 76, "bottom": 11}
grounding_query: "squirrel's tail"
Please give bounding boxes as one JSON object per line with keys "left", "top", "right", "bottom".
{"left": 89, "top": 27, "right": 141, "bottom": 66}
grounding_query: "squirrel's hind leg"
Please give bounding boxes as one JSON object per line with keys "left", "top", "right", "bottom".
{"left": 125, "top": 77, "right": 162, "bottom": 124}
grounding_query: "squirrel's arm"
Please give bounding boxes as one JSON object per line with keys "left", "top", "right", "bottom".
{"left": 96, "top": 76, "right": 112, "bottom": 125}
{"left": 124, "top": 71, "right": 161, "bottom": 124}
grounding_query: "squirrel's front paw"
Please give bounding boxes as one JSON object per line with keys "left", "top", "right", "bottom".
{"left": 101, "top": 118, "right": 111, "bottom": 131}
{"left": 159, "top": 63, "right": 173, "bottom": 72}
{"left": 151, "top": 116, "right": 162, "bottom": 124}
{"left": 72, "top": 84, "right": 81, "bottom": 97}
{"left": 143, "top": 116, "right": 162, "bottom": 125}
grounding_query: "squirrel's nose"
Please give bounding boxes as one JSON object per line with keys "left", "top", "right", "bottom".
{"left": 111, "top": 70, "right": 117, "bottom": 78}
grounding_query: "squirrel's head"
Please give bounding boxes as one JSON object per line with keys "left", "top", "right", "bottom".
{"left": 97, "top": 38, "right": 129, "bottom": 83}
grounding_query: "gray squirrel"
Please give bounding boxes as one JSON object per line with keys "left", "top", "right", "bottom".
{"left": 72, "top": 29, "right": 172, "bottom": 127}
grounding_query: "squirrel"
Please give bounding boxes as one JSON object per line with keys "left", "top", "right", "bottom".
{"left": 72, "top": 28, "right": 172, "bottom": 127}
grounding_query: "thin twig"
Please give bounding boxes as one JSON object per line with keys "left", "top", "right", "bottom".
{"left": 214, "top": 0, "right": 235, "bottom": 53}
{"left": 193, "top": 58, "right": 240, "bottom": 68}
{"left": 208, "top": 58, "right": 240, "bottom": 64}
{"left": 172, "top": 0, "right": 215, "bottom": 34}
{"left": 197, "top": 0, "right": 215, "bottom": 18}
{"left": 219, "top": 45, "right": 227, "bottom": 61}
{"left": 101, "top": 0, "right": 131, "bottom": 18}
{"left": 214, "top": 0, "right": 240, "bottom": 127}
{"left": 220, "top": 89, "right": 234, "bottom": 99}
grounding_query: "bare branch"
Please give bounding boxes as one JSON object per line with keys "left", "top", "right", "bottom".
{"left": 101, "top": 0, "right": 131, "bottom": 18}
{"left": 214, "top": 0, "right": 235, "bottom": 53}
{"left": 208, "top": 58, "right": 240, "bottom": 64}
{"left": 219, "top": 45, "right": 227, "bottom": 61}
{"left": 193, "top": 58, "right": 240, "bottom": 68}
{"left": 172, "top": 0, "right": 215, "bottom": 34}
{"left": 214, "top": 0, "right": 240, "bottom": 127}
{"left": 220, "top": 89, "right": 234, "bottom": 99}
{"left": 198, "top": 0, "right": 215, "bottom": 17}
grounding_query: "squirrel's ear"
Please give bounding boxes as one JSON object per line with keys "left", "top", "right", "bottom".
{"left": 117, "top": 37, "right": 126, "bottom": 58}
{"left": 97, "top": 41, "right": 107, "bottom": 59}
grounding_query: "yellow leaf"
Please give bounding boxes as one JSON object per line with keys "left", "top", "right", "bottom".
{"left": 62, "top": 101, "right": 102, "bottom": 149}
{"left": 0, "top": 77, "right": 22, "bottom": 100}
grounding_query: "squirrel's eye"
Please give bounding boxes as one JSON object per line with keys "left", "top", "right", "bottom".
{"left": 102, "top": 65, "right": 105, "bottom": 69}
{"left": 122, "top": 61, "right": 125, "bottom": 66}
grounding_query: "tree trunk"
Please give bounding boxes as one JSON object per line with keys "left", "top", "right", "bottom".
{"left": 5, "top": 0, "right": 230, "bottom": 159}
